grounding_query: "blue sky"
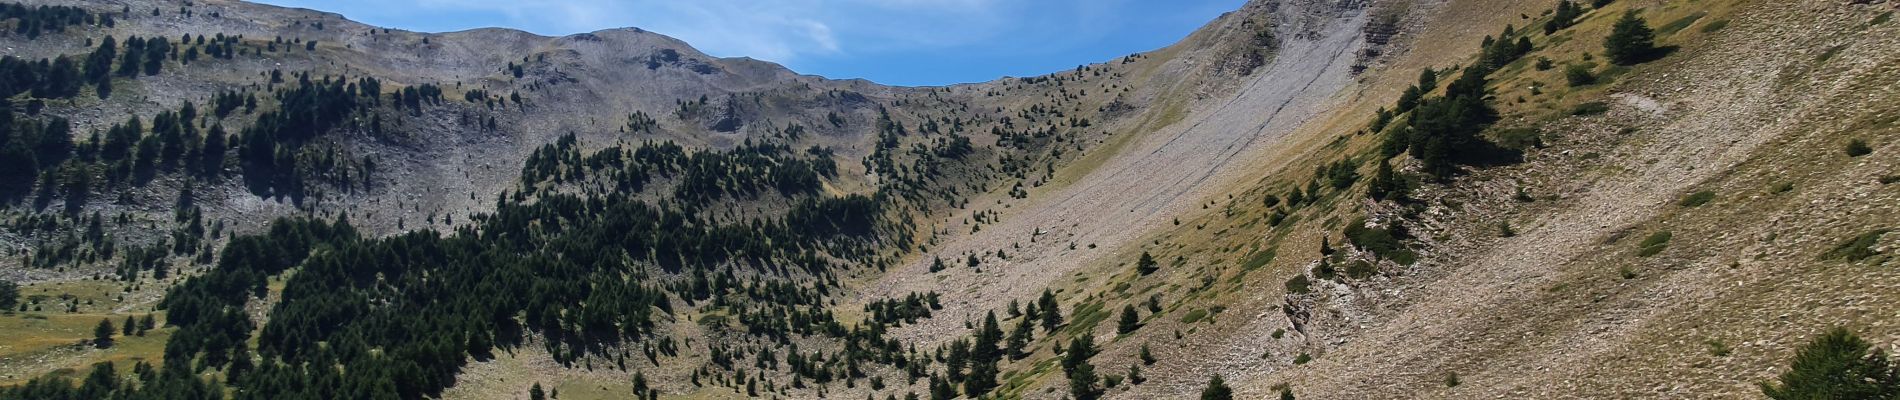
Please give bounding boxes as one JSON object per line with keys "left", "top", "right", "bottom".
{"left": 254, "top": 0, "right": 1246, "bottom": 86}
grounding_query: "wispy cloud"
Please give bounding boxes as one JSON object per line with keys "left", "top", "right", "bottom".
{"left": 367, "top": 0, "right": 1006, "bottom": 63}
{"left": 256, "top": 0, "right": 1242, "bottom": 85}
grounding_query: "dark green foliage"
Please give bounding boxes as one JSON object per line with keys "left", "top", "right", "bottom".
{"left": 1760, "top": 328, "right": 1900, "bottom": 400}
{"left": 1063, "top": 336, "right": 1102, "bottom": 400}
{"left": 1636, "top": 231, "right": 1671, "bottom": 257}
{"left": 1344, "top": 217, "right": 1416, "bottom": 265}
{"left": 866, "top": 292, "right": 942, "bottom": 328}
{"left": 1479, "top": 32, "right": 1535, "bottom": 71}
{"left": 1137, "top": 251, "right": 1158, "bottom": 275}
{"left": 962, "top": 312, "right": 1004, "bottom": 396}
{"left": 1605, "top": 11, "right": 1659, "bottom": 65}
{"left": 0, "top": 55, "right": 85, "bottom": 100}
{"left": 1823, "top": 229, "right": 1891, "bottom": 262}
{"left": 1404, "top": 64, "right": 1514, "bottom": 179}
{"left": 0, "top": 3, "right": 93, "bottom": 39}
{"left": 1846, "top": 139, "right": 1872, "bottom": 157}
{"left": 1395, "top": 85, "right": 1423, "bottom": 113}
{"left": 1367, "top": 159, "right": 1407, "bottom": 201}
{"left": 1545, "top": 0, "right": 1585, "bottom": 34}
{"left": 111, "top": 35, "right": 172, "bottom": 78}
{"left": 1117, "top": 305, "right": 1140, "bottom": 334}
{"left": 1569, "top": 101, "right": 1610, "bottom": 115}
{"left": 1344, "top": 260, "right": 1378, "bottom": 280}
{"left": 1322, "top": 158, "right": 1359, "bottom": 190}
{"left": 93, "top": 318, "right": 114, "bottom": 348}
{"left": 1679, "top": 190, "right": 1716, "bottom": 207}
{"left": 1565, "top": 64, "right": 1597, "bottom": 87}
{"left": 0, "top": 280, "right": 15, "bottom": 312}
{"left": 0, "top": 105, "right": 73, "bottom": 201}
{"left": 1200, "top": 375, "right": 1233, "bottom": 400}
{"left": 239, "top": 74, "right": 374, "bottom": 199}
{"left": 1284, "top": 275, "right": 1311, "bottom": 295}
{"left": 1038, "top": 289, "right": 1063, "bottom": 332}
{"left": 1657, "top": 11, "right": 1707, "bottom": 35}
{"left": 61, "top": 104, "right": 937, "bottom": 398}
{"left": 1005, "top": 316, "right": 1033, "bottom": 360}
{"left": 1492, "top": 127, "right": 1543, "bottom": 150}
{"left": 1701, "top": 19, "right": 1730, "bottom": 33}
{"left": 1370, "top": 107, "right": 1394, "bottom": 133}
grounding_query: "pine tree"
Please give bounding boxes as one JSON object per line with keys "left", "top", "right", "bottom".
{"left": 93, "top": 318, "right": 115, "bottom": 348}
{"left": 1117, "top": 305, "right": 1140, "bottom": 334}
{"left": 0, "top": 280, "right": 17, "bottom": 311}
{"left": 1063, "top": 336, "right": 1102, "bottom": 400}
{"left": 84, "top": 36, "right": 116, "bottom": 82}
{"left": 1760, "top": 327, "right": 1900, "bottom": 399}
{"left": 1200, "top": 375, "right": 1233, "bottom": 400}
{"left": 1038, "top": 289, "right": 1063, "bottom": 332}
{"left": 1005, "top": 316, "right": 1033, "bottom": 360}
{"left": 1136, "top": 251, "right": 1159, "bottom": 275}
{"left": 964, "top": 311, "right": 1003, "bottom": 395}
{"left": 1368, "top": 159, "right": 1405, "bottom": 201}
{"left": 1605, "top": 10, "right": 1658, "bottom": 65}
{"left": 1545, "top": 0, "right": 1583, "bottom": 34}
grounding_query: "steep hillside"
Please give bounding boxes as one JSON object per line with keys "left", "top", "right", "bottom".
{"left": 0, "top": 0, "right": 1897, "bottom": 399}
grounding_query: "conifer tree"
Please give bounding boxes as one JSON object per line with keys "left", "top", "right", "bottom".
{"left": 1605, "top": 10, "right": 1658, "bottom": 65}
{"left": 1200, "top": 375, "right": 1233, "bottom": 400}
{"left": 1117, "top": 305, "right": 1140, "bottom": 334}
{"left": 1761, "top": 327, "right": 1900, "bottom": 399}
{"left": 1038, "top": 289, "right": 1062, "bottom": 332}
{"left": 93, "top": 318, "right": 115, "bottom": 348}
{"left": 1063, "top": 336, "right": 1102, "bottom": 400}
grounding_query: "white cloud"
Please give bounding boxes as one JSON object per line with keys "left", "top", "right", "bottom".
{"left": 371, "top": 0, "right": 1016, "bottom": 63}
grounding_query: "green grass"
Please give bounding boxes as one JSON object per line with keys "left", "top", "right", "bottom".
{"left": 1823, "top": 229, "right": 1891, "bottom": 262}
{"left": 1238, "top": 247, "right": 1278, "bottom": 271}
{"left": 1180, "top": 309, "right": 1208, "bottom": 324}
{"left": 0, "top": 313, "right": 174, "bottom": 386}
{"left": 1699, "top": 19, "right": 1730, "bottom": 33}
{"left": 1679, "top": 190, "right": 1716, "bottom": 207}
{"left": 1492, "top": 127, "right": 1544, "bottom": 150}
{"left": 1569, "top": 101, "right": 1611, "bottom": 116}
{"left": 1066, "top": 300, "right": 1110, "bottom": 335}
{"left": 1658, "top": 11, "right": 1709, "bottom": 35}
{"left": 1344, "top": 260, "right": 1378, "bottom": 280}
{"left": 1637, "top": 231, "right": 1672, "bottom": 257}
